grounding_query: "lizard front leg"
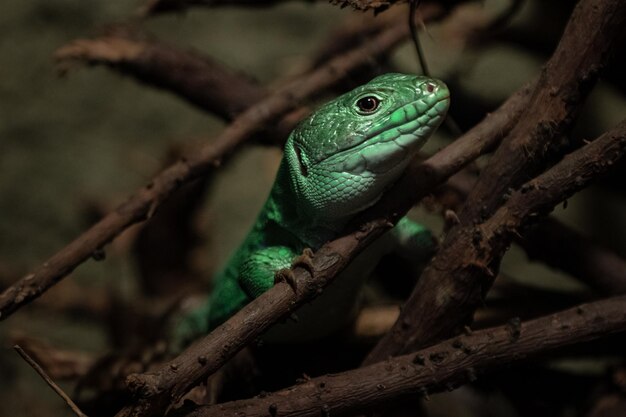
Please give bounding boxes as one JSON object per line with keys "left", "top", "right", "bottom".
{"left": 239, "top": 246, "right": 299, "bottom": 299}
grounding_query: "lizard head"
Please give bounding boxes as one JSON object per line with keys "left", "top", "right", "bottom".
{"left": 284, "top": 73, "right": 450, "bottom": 221}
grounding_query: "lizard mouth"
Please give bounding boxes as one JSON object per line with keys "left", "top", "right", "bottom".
{"left": 319, "top": 95, "right": 450, "bottom": 174}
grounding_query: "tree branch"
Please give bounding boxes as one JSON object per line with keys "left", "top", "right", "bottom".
{"left": 364, "top": 0, "right": 626, "bottom": 364}
{"left": 185, "top": 295, "right": 626, "bottom": 417}
{"left": 55, "top": 26, "right": 265, "bottom": 121}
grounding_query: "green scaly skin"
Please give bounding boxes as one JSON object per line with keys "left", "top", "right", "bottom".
{"left": 177, "top": 73, "right": 450, "bottom": 344}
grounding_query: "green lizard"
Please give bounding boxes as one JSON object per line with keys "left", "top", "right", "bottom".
{"left": 177, "top": 73, "right": 450, "bottom": 344}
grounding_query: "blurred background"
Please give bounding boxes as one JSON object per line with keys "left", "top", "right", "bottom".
{"left": 0, "top": 0, "right": 625, "bottom": 416}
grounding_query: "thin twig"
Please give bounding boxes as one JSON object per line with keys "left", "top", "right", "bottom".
{"left": 409, "top": 0, "right": 430, "bottom": 76}
{"left": 14, "top": 345, "right": 89, "bottom": 417}
{"left": 408, "top": 0, "right": 463, "bottom": 136}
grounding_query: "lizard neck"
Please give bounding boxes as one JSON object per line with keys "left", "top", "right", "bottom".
{"left": 262, "top": 160, "right": 349, "bottom": 249}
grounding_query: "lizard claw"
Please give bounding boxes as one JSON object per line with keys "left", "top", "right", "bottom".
{"left": 273, "top": 249, "right": 315, "bottom": 294}
{"left": 274, "top": 268, "right": 298, "bottom": 293}
{"left": 291, "top": 248, "right": 315, "bottom": 275}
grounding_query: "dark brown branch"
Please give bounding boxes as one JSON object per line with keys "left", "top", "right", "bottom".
{"left": 15, "top": 345, "right": 90, "bottom": 417}
{"left": 184, "top": 295, "right": 626, "bottom": 417}
{"left": 115, "top": 80, "right": 532, "bottom": 417}
{"left": 55, "top": 26, "right": 265, "bottom": 121}
{"left": 365, "top": 0, "right": 626, "bottom": 364}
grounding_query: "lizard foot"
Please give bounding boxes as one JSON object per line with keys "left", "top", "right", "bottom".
{"left": 291, "top": 248, "right": 315, "bottom": 275}
{"left": 274, "top": 268, "right": 298, "bottom": 293}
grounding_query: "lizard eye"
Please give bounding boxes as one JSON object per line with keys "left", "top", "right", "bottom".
{"left": 355, "top": 96, "right": 380, "bottom": 114}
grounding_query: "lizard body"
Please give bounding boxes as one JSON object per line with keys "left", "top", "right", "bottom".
{"left": 178, "top": 73, "right": 449, "bottom": 343}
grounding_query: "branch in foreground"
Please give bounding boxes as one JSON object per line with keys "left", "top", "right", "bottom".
{"left": 365, "top": 0, "right": 626, "bottom": 364}
{"left": 0, "top": 19, "right": 420, "bottom": 322}
{"left": 116, "top": 82, "right": 532, "bottom": 417}
{"left": 185, "top": 295, "right": 626, "bottom": 417}
{"left": 366, "top": 118, "right": 626, "bottom": 363}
